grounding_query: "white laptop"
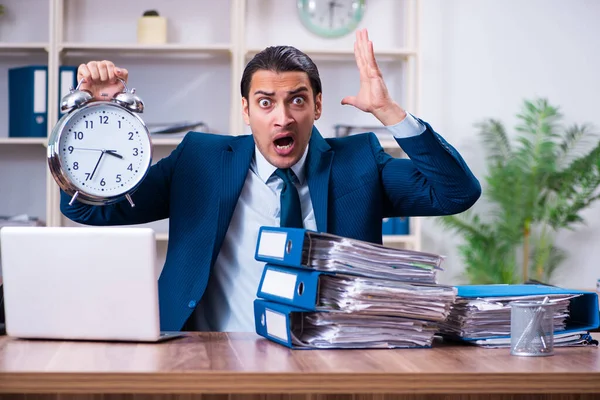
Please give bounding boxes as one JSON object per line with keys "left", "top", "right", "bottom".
{"left": 0, "top": 226, "right": 183, "bottom": 342}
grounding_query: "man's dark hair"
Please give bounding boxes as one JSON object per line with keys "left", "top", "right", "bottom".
{"left": 240, "top": 46, "right": 322, "bottom": 101}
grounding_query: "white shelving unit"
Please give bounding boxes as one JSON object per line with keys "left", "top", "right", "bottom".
{"left": 0, "top": 0, "right": 422, "bottom": 251}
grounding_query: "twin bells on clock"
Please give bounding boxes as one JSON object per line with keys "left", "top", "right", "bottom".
{"left": 61, "top": 78, "right": 144, "bottom": 114}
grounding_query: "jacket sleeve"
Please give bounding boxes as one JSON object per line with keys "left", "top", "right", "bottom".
{"left": 371, "top": 119, "right": 482, "bottom": 217}
{"left": 60, "top": 134, "right": 189, "bottom": 226}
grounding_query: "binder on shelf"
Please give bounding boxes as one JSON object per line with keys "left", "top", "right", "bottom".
{"left": 58, "top": 65, "right": 78, "bottom": 118}
{"left": 382, "top": 217, "right": 394, "bottom": 235}
{"left": 442, "top": 284, "right": 599, "bottom": 343}
{"left": 395, "top": 217, "right": 409, "bottom": 235}
{"left": 8, "top": 65, "right": 48, "bottom": 138}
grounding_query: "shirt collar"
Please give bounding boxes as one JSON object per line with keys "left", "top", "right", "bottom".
{"left": 255, "top": 143, "right": 309, "bottom": 185}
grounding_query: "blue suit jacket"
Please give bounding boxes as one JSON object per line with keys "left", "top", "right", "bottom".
{"left": 61, "top": 120, "right": 481, "bottom": 331}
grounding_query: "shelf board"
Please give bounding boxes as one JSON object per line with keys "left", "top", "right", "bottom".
{"left": 0, "top": 137, "right": 47, "bottom": 146}
{"left": 60, "top": 43, "right": 232, "bottom": 56}
{"left": 245, "top": 47, "right": 416, "bottom": 61}
{"left": 151, "top": 137, "right": 184, "bottom": 146}
{"left": 382, "top": 234, "right": 416, "bottom": 245}
{"left": 0, "top": 136, "right": 183, "bottom": 147}
{"left": 0, "top": 42, "right": 49, "bottom": 53}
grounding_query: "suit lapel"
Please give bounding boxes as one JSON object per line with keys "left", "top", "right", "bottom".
{"left": 213, "top": 135, "right": 255, "bottom": 262}
{"left": 306, "top": 126, "right": 334, "bottom": 233}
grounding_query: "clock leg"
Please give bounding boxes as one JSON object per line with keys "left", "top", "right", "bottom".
{"left": 68, "top": 191, "right": 80, "bottom": 206}
{"left": 125, "top": 194, "right": 136, "bottom": 208}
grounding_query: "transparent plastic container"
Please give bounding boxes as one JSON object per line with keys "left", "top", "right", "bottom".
{"left": 510, "top": 300, "right": 555, "bottom": 356}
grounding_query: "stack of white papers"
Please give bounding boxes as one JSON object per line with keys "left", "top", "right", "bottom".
{"left": 290, "top": 312, "right": 438, "bottom": 349}
{"left": 440, "top": 294, "right": 576, "bottom": 339}
{"left": 302, "top": 232, "right": 444, "bottom": 284}
{"left": 317, "top": 274, "right": 457, "bottom": 321}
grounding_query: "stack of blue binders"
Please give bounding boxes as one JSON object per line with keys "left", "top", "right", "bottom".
{"left": 252, "top": 226, "right": 458, "bottom": 349}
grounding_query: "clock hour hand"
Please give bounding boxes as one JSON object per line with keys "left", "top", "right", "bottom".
{"left": 105, "top": 150, "right": 123, "bottom": 159}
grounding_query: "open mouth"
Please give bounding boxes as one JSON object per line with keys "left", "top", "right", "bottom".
{"left": 273, "top": 135, "right": 295, "bottom": 155}
{"left": 274, "top": 136, "right": 294, "bottom": 150}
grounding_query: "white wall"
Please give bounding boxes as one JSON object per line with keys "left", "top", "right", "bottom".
{"left": 417, "top": 0, "right": 600, "bottom": 288}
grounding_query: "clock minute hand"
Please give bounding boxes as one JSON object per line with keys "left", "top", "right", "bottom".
{"left": 89, "top": 151, "right": 105, "bottom": 181}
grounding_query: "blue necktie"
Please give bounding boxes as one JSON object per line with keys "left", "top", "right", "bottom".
{"left": 275, "top": 168, "right": 303, "bottom": 228}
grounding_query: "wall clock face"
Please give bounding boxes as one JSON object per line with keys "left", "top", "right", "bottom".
{"left": 297, "top": 0, "right": 366, "bottom": 38}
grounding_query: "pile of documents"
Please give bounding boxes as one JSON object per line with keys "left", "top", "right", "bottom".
{"left": 298, "top": 231, "right": 443, "bottom": 283}
{"left": 252, "top": 226, "right": 457, "bottom": 349}
{"left": 439, "top": 285, "right": 599, "bottom": 348}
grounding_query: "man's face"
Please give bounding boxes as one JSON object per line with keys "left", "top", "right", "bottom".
{"left": 242, "top": 70, "right": 322, "bottom": 169}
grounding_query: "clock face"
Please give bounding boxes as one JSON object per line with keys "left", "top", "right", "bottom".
{"left": 57, "top": 102, "right": 152, "bottom": 198}
{"left": 297, "top": 0, "right": 366, "bottom": 38}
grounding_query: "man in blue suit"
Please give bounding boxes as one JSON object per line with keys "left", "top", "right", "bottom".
{"left": 62, "top": 29, "right": 481, "bottom": 332}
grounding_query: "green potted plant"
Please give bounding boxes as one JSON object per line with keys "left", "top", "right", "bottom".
{"left": 439, "top": 98, "right": 600, "bottom": 284}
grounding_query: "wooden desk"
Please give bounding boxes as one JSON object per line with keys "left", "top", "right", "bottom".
{"left": 0, "top": 333, "right": 598, "bottom": 400}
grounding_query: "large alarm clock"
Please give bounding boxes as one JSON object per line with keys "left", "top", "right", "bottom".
{"left": 297, "top": 0, "right": 366, "bottom": 38}
{"left": 47, "top": 78, "right": 152, "bottom": 207}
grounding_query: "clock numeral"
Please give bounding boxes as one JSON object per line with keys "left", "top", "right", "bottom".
{"left": 73, "top": 131, "right": 84, "bottom": 140}
{"left": 85, "top": 121, "right": 94, "bottom": 129}
{"left": 73, "top": 162, "right": 79, "bottom": 170}
{"left": 68, "top": 146, "right": 74, "bottom": 154}
{"left": 133, "top": 148, "right": 139, "bottom": 156}
{"left": 116, "top": 174, "right": 122, "bottom": 183}
{"left": 99, "top": 116, "right": 109, "bottom": 124}
{"left": 128, "top": 132, "right": 134, "bottom": 140}
{"left": 118, "top": 121, "right": 122, "bottom": 129}
{"left": 100, "top": 178, "right": 106, "bottom": 186}
{"left": 85, "top": 173, "right": 91, "bottom": 181}
{"left": 127, "top": 163, "right": 133, "bottom": 171}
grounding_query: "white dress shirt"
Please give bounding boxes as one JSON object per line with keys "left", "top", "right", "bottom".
{"left": 194, "top": 113, "right": 425, "bottom": 332}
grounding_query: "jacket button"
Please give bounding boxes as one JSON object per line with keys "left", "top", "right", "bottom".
{"left": 188, "top": 300, "right": 197, "bottom": 309}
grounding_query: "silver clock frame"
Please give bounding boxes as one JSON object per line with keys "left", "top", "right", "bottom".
{"left": 47, "top": 101, "right": 153, "bottom": 207}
